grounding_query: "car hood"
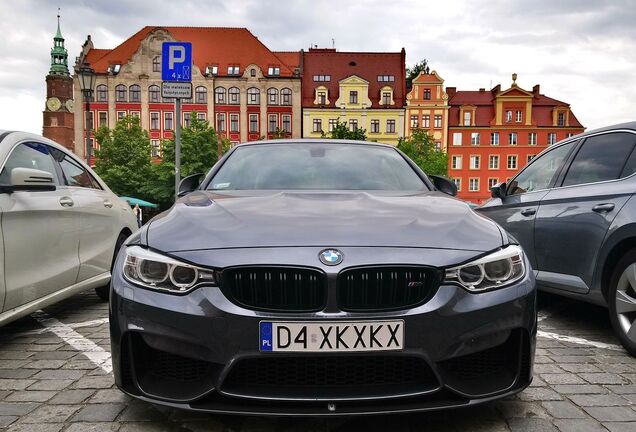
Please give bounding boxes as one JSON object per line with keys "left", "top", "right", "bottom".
{"left": 146, "top": 191, "right": 503, "bottom": 252}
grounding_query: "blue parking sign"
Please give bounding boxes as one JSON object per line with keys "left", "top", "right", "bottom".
{"left": 162, "top": 42, "right": 192, "bottom": 82}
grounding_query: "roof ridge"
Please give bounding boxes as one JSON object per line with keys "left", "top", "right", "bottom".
{"left": 242, "top": 28, "right": 295, "bottom": 75}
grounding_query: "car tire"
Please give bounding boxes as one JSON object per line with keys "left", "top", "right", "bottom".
{"left": 608, "top": 248, "right": 636, "bottom": 356}
{"left": 95, "top": 232, "right": 127, "bottom": 302}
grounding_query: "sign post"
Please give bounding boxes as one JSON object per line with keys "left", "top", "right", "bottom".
{"left": 161, "top": 42, "right": 192, "bottom": 200}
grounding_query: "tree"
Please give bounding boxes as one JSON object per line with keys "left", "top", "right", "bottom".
{"left": 147, "top": 112, "right": 219, "bottom": 208}
{"left": 323, "top": 120, "right": 367, "bottom": 141}
{"left": 93, "top": 115, "right": 153, "bottom": 200}
{"left": 406, "top": 59, "right": 431, "bottom": 83}
{"left": 397, "top": 129, "right": 448, "bottom": 176}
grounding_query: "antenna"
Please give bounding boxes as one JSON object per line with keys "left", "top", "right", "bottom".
{"left": 332, "top": 38, "right": 335, "bottom": 49}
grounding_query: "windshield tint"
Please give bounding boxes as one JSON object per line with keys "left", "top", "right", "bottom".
{"left": 208, "top": 143, "right": 427, "bottom": 191}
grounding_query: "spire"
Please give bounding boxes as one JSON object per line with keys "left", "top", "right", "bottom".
{"left": 49, "top": 8, "right": 69, "bottom": 76}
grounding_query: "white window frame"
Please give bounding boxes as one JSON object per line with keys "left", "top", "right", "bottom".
{"left": 470, "top": 155, "right": 480, "bottom": 170}
{"left": 469, "top": 178, "right": 480, "bottom": 192}
{"left": 451, "top": 155, "right": 462, "bottom": 170}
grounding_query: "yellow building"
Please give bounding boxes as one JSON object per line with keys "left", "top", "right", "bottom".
{"left": 405, "top": 71, "right": 449, "bottom": 151}
{"left": 301, "top": 48, "right": 406, "bottom": 146}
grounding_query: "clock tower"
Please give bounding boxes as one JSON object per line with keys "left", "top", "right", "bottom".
{"left": 43, "top": 11, "right": 75, "bottom": 152}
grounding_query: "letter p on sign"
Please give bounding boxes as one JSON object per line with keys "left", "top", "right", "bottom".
{"left": 161, "top": 42, "right": 192, "bottom": 82}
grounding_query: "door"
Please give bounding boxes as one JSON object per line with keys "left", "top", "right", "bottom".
{"left": 55, "top": 152, "right": 118, "bottom": 282}
{"left": 478, "top": 141, "right": 577, "bottom": 269}
{"left": 535, "top": 131, "right": 636, "bottom": 293}
{"left": 0, "top": 142, "right": 81, "bottom": 311}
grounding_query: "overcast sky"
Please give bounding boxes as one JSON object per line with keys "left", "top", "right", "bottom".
{"left": 1, "top": 0, "right": 634, "bottom": 134}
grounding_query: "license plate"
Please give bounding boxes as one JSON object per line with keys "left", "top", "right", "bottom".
{"left": 259, "top": 320, "right": 404, "bottom": 352}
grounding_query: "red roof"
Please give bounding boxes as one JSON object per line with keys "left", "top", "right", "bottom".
{"left": 274, "top": 51, "right": 301, "bottom": 70}
{"left": 301, "top": 48, "right": 406, "bottom": 108}
{"left": 86, "top": 27, "right": 298, "bottom": 77}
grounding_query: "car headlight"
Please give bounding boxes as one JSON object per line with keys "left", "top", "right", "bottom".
{"left": 444, "top": 245, "right": 525, "bottom": 292}
{"left": 122, "top": 246, "right": 218, "bottom": 293}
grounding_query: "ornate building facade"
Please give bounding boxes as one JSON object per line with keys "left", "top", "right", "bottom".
{"left": 405, "top": 71, "right": 449, "bottom": 150}
{"left": 447, "top": 74, "right": 585, "bottom": 204}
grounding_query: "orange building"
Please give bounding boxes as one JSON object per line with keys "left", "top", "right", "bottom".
{"left": 405, "top": 71, "right": 449, "bottom": 150}
{"left": 447, "top": 74, "right": 585, "bottom": 204}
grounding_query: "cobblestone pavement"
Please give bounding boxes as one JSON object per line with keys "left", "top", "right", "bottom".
{"left": 0, "top": 290, "right": 635, "bottom": 431}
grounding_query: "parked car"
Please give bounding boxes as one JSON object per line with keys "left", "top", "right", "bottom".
{"left": 0, "top": 130, "right": 137, "bottom": 325}
{"left": 478, "top": 122, "right": 636, "bottom": 356}
{"left": 111, "top": 139, "right": 536, "bottom": 416}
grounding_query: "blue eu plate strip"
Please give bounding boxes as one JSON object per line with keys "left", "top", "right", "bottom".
{"left": 260, "top": 322, "right": 273, "bottom": 351}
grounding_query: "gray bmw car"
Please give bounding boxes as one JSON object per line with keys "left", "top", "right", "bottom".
{"left": 110, "top": 139, "right": 536, "bottom": 416}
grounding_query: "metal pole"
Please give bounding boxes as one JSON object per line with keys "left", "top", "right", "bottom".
{"left": 85, "top": 90, "right": 92, "bottom": 164}
{"left": 175, "top": 98, "right": 181, "bottom": 200}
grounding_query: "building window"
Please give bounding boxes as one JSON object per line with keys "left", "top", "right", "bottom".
{"left": 509, "top": 132, "right": 518, "bottom": 145}
{"left": 435, "top": 142, "right": 441, "bottom": 151}
{"left": 197, "top": 112, "right": 206, "bottom": 121}
{"left": 96, "top": 85, "right": 108, "bottom": 102}
{"left": 183, "top": 112, "right": 191, "bottom": 128}
{"left": 488, "top": 178, "right": 499, "bottom": 189}
{"left": 313, "top": 75, "right": 331, "bottom": 82}
{"left": 507, "top": 155, "right": 518, "bottom": 170}
{"left": 422, "top": 115, "right": 430, "bottom": 128}
{"left": 566, "top": 133, "right": 574, "bottom": 138}
{"left": 470, "top": 155, "right": 480, "bottom": 170}
{"left": 424, "top": 89, "right": 431, "bottom": 100}
{"left": 317, "top": 91, "right": 327, "bottom": 105}
{"left": 249, "top": 68, "right": 256, "bottom": 77}
{"left": 268, "top": 66, "right": 280, "bottom": 76}
{"left": 152, "top": 56, "right": 160, "bottom": 72}
{"left": 469, "top": 178, "right": 479, "bottom": 192}
{"left": 115, "top": 85, "right": 127, "bottom": 102}
{"left": 489, "top": 155, "right": 499, "bottom": 169}
{"left": 117, "top": 111, "right": 126, "bottom": 121}
{"left": 527, "top": 154, "right": 536, "bottom": 163}
{"left": 150, "top": 112, "right": 159, "bottom": 130}
{"left": 370, "top": 120, "right": 380, "bottom": 133}
{"left": 247, "top": 87, "right": 260, "bottom": 105}
{"left": 505, "top": 110, "right": 512, "bottom": 122}
{"left": 195, "top": 86, "right": 207, "bottom": 104}
{"left": 491, "top": 132, "right": 499, "bottom": 145}
{"left": 249, "top": 114, "right": 259, "bottom": 133}
{"left": 282, "top": 115, "right": 291, "bottom": 133}
{"left": 148, "top": 85, "right": 160, "bottom": 103}
{"left": 151, "top": 139, "right": 161, "bottom": 157}
{"left": 349, "top": 119, "right": 358, "bottom": 131}
{"left": 557, "top": 112, "right": 565, "bottom": 126}
{"left": 206, "top": 65, "right": 218, "bottom": 76}
{"left": 227, "top": 66, "right": 240, "bottom": 75}
{"left": 267, "top": 88, "right": 279, "bottom": 105}
{"left": 463, "top": 112, "right": 471, "bottom": 126}
{"left": 548, "top": 133, "right": 557, "bottom": 146}
{"left": 434, "top": 115, "right": 442, "bottom": 128}
{"left": 386, "top": 119, "right": 396, "bottom": 133}
{"left": 453, "top": 178, "right": 461, "bottom": 191}
{"left": 216, "top": 113, "right": 226, "bottom": 132}
{"left": 382, "top": 92, "right": 391, "bottom": 105}
{"left": 281, "top": 88, "right": 292, "bottom": 106}
{"left": 516, "top": 111, "right": 522, "bottom": 122}
{"left": 228, "top": 87, "right": 240, "bottom": 105}
{"left": 451, "top": 156, "right": 462, "bottom": 170}
{"left": 98, "top": 111, "right": 107, "bottom": 128}
{"left": 349, "top": 91, "right": 358, "bottom": 104}
{"left": 329, "top": 119, "right": 338, "bottom": 132}
{"left": 529, "top": 132, "right": 537, "bottom": 146}
{"left": 230, "top": 114, "right": 239, "bottom": 132}
{"left": 214, "top": 87, "right": 226, "bottom": 104}
{"left": 471, "top": 132, "right": 480, "bottom": 146}
{"left": 410, "top": 115, "right": 419, "bottom": 129}
{"left": 164, "top": 112, "right": 173, "bottom": 130}
{"left": 129, "top": 85, "right": 141, "bottom": 103}
{"left": 453, "top": 132, "right": 462, "bottom": 146}
{"left": 377, "top": 75, "right": 395, "bottom": 82}
{"left": 269, "top": 114, "right": 278, "bottom": 133}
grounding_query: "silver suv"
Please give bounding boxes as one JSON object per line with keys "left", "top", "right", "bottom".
{"left": 478, "top": 122, "right": 636, "bottom": 356}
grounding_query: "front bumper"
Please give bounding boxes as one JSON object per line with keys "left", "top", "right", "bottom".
{"left": 110, "top": 246, "right": 536, "bottom": 416}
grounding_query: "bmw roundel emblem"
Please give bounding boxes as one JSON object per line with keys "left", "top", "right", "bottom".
{"left": 319, "top": 249, "right": 343, "bottom": 266}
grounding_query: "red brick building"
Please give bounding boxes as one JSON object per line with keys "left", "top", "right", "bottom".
{"left": 447, "top": 74, "right": 585, "bottom": 204}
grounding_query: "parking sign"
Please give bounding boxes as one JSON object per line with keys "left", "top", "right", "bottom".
{"left": 161, "top": 42, "right": 192, "bottom": 82}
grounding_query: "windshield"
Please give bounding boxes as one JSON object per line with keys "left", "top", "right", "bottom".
{"left": 207, "top": 143, "right": 428, "bottom": 191}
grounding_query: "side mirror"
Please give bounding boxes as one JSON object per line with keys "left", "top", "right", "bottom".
{"left": 178, "top": 173, "right": 204, "bottom": 197}
{"left": 491, "top": 182, "right": 507, "bottom": 199}
{"left": 430, "top": 175, "right": 457, "bottom": 197}
{"left": 0, "top": 168, "right": 56, "bottom": 193}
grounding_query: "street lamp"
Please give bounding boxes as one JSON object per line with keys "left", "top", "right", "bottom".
{"left": 78, "top": 64, "right": 96, "bottom": 164}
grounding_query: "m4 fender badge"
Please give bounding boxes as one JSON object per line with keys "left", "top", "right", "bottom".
{"left": 319, "top": 249, "right": 343, "bottom": 266}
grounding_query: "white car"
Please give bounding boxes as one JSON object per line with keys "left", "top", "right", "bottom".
{"left": 0, "top": 130, "right": 137, "bottom": 325}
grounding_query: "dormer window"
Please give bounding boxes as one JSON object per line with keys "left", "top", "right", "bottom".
{"left": 268, "top": 66, "right": 280, "bottom": 76}
{"left": 206, "top": 65, "right": 218, "bottom": 76}
{"left": 152, "top": 56, "right": 160, "bottom": 72}
{"left": 557, "top": 112, "right": 565, "bottom": 126}
{"left": 227, "top": 66, "right": 240, "bottom": 75}
{"left": 313, "top": 75, "right": 331, "bottom": 82}
{"left": 463, "top": 112, "right": 471, "bottom": 126}
{"left": 314, "top": 86, "right": 329, "bottom": 106}
{"left": 424, "top": 89, "right": 431, "bottom": 100}
{"left": 349, "top": 91, "right": 358, "bottom": 104}
{"left": 382, "top": 92, "right": 391, "bottom": 105}
{"left": 250, "top": 68, "right": 256, "bottom": 77}
{"left": 379, "top": 86, "right": 394, "bottom": 106}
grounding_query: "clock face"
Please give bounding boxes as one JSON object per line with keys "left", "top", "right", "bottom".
{"left": 46, "top": 97, "right": 61, "bottom": 112}
{"left": 65, "top": 99, "right": 74, "bottom": 113}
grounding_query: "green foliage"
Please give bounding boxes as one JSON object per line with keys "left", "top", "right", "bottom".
{"left": 323, "top": 120, "right": 367, "bottom": 141}
{"left": 147, "top": 112, "right": 220, "bottom": 208}
{"left": 271, "top": 127, "right": 291, "bottom": 139}
{"left": 93, "top": 116, "right": 153, "bottom": 201}
{"left": 397, "top": 129, "right": 448, "bottom": 177}
{"left": 406, "top": 59, "right": 431, "bottom": 83}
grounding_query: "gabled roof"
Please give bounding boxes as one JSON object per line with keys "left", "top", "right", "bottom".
{"left": 86, "top": 27, "right": 299, "bottom": 77}
{"left": 301, "top": 48, "right": 406, "bottom": 108}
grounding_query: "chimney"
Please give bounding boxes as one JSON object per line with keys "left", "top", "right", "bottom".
{"left": 479, "top": 88, "right": 485, "bottom": 92}
{"left": 491, "top": 84, "right": 501, "bottom": 94}
{"left": 446, "top": 87, "right": 456, "bottom": 98}
{"left": 533, "top": 84, "right": 540, "bottom": 97}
